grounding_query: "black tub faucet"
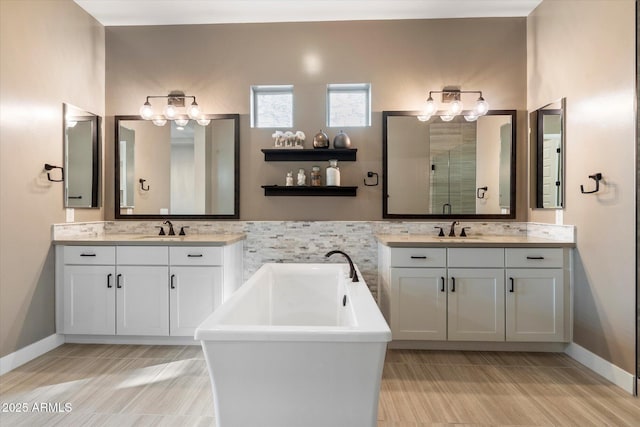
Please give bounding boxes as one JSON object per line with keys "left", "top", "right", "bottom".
{"left": 449, "top": 221, "right": 459, "bottom": 237}
{"left": 163, "top": 220, "right": 175, "bottom": 236}
{"left": 325, "top": 250, "right": 359, "bottom": 282}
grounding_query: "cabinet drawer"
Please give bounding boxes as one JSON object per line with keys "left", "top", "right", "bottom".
{"left": 505, "top": 248, "right": 564, "bottom": 268}
{"left": 389, "top": 248, "right": 446, "bottom": 267}
{"left": 170, "top": 247, "right": 222, "bottom": 266}
{"left": 448, "top": 248, "right": 504, "bottom": 268}
{"left": 63, "top": 246, "right": 115, "bottom": 265}
{"left": 117, "top": 246, "right": 168, "bottom": 265}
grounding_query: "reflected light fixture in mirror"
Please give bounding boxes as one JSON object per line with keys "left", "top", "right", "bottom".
{"left": 139, "top": 91, "right": 209, "bottom": 126}
{"left": 417, "top": 88, "right": 489, "bottom": 122}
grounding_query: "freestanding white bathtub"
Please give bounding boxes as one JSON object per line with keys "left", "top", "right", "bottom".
{"left": 195, "top": 263, "right": 391, "bottom": 427}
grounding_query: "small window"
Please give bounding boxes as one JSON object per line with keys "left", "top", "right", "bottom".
{"left": 327, "top": 83, "right": 371, "bottom": 127}
{"left": 251, "top": 85, "right": 293, "bottom": 128}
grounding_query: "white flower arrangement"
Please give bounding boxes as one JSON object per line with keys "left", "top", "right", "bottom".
{"left": 272, "top": 130, "right": 306, "bottom": 148}
{"left": 272, "top": 130, "right": 284, "bottom": 147}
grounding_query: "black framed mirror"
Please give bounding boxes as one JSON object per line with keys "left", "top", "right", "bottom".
{"left": 383, "top": 110, "right": 516, "bottom": 219}
{"left": 63, "top": 103, "right": 100, "bottom": 208}
{"left": 531, "top": 98, "right": 565, "bottom": 209}
{"left": 114, "top": 114, "right": 240, "bottom": 219}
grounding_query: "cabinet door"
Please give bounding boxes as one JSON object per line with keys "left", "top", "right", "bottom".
{"left": 170, "top": 266, "right": 223, "bottom": 336}
{"left": 390, "top": 267, "right": 447, "bottom": 340}
{"left": 63, "top": 265, "right": 116, "bottom": 335}
{"left": 116, "top": 266, "right": 169, "bottom": 336}
{"left": 447, "top": 268, "right": 505, "bottom": 341}
{"left": 506, "top": 269, "right": 565, "bottom": 342}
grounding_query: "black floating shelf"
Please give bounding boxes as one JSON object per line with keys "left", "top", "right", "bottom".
{"left": 261, "top": 185, "right": 358, "bottom": 197}
{"left": 261, "top": 148, "right": 357, "bottom": 162}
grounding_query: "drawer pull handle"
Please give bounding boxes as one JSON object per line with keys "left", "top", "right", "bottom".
{"left": 440, "top": 276, "right": 445, "bottom": 292}
{"left": 187, "top": 254, "right": 203, "bottom": 258}
{"left": 526, "top": 256, "right": 545, "bottom": 260}
{"left": 116, "top": 274, "right": 122, "bottom": 289}
{"left": 80, "top": 253, "right": 96, "bottom": 257}
{"left": 170, "top": 274, "right": 176, "bottom": 289}
{"left": 451, "top": 277, "right": 456, "bottom": 292}
{"left": 509, "top": 277, "right": 515, "bottom": 293}
{"left": 410, "top": 256, "right": 427, "bottom": 259}
{"left": 107, "top": 273, "right": 113, "bottom": 288}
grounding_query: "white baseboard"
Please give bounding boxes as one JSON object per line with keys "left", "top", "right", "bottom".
{"left": 564, "top": 342, "right": 635, "bottom": 394}
{"left": 389, "top": 340, "right": 567, "bottom": 352}
{"left": 64, "top": 335, "right": 200, "bottom": 346}
{"left": 0, "top": 334, "right": 65, "bottom": 376}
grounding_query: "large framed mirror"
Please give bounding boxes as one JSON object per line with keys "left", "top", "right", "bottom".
{"left": 114, "top": 114, "right": 240, "bottom": 219}
{"left": 383, "top": 110, "right": 516, "bottom": 219}
{"left": 64, "top": 103, "right": 100, "bottom": 208}
{"left": 530, "top": 98, "right": 565, "bottom": 209}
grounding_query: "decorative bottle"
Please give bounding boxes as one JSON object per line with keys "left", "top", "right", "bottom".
{"left": 285, "top": 171, "right": 293, "bottom": 186}
{"left": 326, "top": 160, "right": 340, "bottom": 186}
{"left": 311, "top": 166, "right": 321, "bottom": 186}
{"left": 296, "top": 168, "right": 307, "bottom": 186}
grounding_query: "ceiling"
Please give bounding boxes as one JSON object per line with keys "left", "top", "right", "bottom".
{"left": 74, "top": 0, "right": 542, "bottom": 26}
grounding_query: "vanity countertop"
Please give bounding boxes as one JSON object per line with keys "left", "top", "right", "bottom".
{"left": 375, "top": 234, "right": 575, "bottom": 248}
{"left": 52, "top": 233, "right": 246, "bottom": 246}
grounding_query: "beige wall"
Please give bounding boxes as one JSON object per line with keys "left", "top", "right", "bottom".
{"left": 528, "top": 0, "right": 636, "bottom": 373}
{"left": 0, "top": 0, "right": 105, "bottom": 357}
{"left": 104, "top": 18, "right": 527, "bottom": 220}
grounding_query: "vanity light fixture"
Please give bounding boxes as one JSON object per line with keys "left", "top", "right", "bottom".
{"left": 138, "top": 91, "right": 210, "bottom": 126}
{"left": 417, "top": 89, "right": 489, "bottom": 122}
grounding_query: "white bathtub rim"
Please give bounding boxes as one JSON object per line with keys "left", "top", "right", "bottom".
{"left": 195, "top": 262, "right": 391, "bottom": 342}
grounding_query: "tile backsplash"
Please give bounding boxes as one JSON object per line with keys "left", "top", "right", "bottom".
{"left": 53, "top": 220, "right": 575, "bottom": 298}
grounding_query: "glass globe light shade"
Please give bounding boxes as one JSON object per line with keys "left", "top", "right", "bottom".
{"left": 464, "top": 114, "right": 478, "bottom": 122}
{"left": 152, "top": 118, "right": 167, "bottom": 126}
{"left": 417, "top": 114, "right": 431, "bottom": 122}
{"left": 440, "top": 114, "right": 455, "bottom": 122}
{"left": 163, "top": 103, "right": 178, "bottom": 119}
{"left": 448, "top": 99, "right": 463, "bottom": 115}
{"left": 197, "top": 118, "right": 211, "bottom": 126}
{"left": 187, "top": 101, "right": 201, "bottom": 119}
{"left": 424, "top": 96, "right": 437, "bottom": 115}
{"left": 139, "top": 101, "right": 154, "bottom": 120}
{"left": 174, "top": 118, "right": 189, "bottom": 126}
{"left": 474, "top": 97, "right": 489, "bottom": 116}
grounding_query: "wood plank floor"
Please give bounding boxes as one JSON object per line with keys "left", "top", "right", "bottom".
{"left": 1, "top": 344, "right": 639, "bottom": 426}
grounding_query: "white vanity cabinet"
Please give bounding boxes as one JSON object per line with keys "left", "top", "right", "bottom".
{"left": 378, "top": 241, "right": 572, "bottom": 345}
{"left": 505, "top": 248, "right": 566, "bottom": 342}
{"left": 115, "top": 247, "right": 169, "bottom": 336}
{"left": 169, "top": 247, "right": 223, "bottom": 337}
{"left": 56, "top": 239, "right": 243, "bottom": 340}
{"left": 388, "top": 248, "right": 447, "bottom": 340}
{"left": 61, "top": 246, "right": 116, "bottom": 335}
{"left": 447, "top": 248, "right": 505, "bottom": 341}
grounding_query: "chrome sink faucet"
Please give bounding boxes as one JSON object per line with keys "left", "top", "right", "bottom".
{"left": 325, "top": 250, "right": 359, "bottom": 282}
{"left": 448, "top": 221, "right": 459, "bottom": 237}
